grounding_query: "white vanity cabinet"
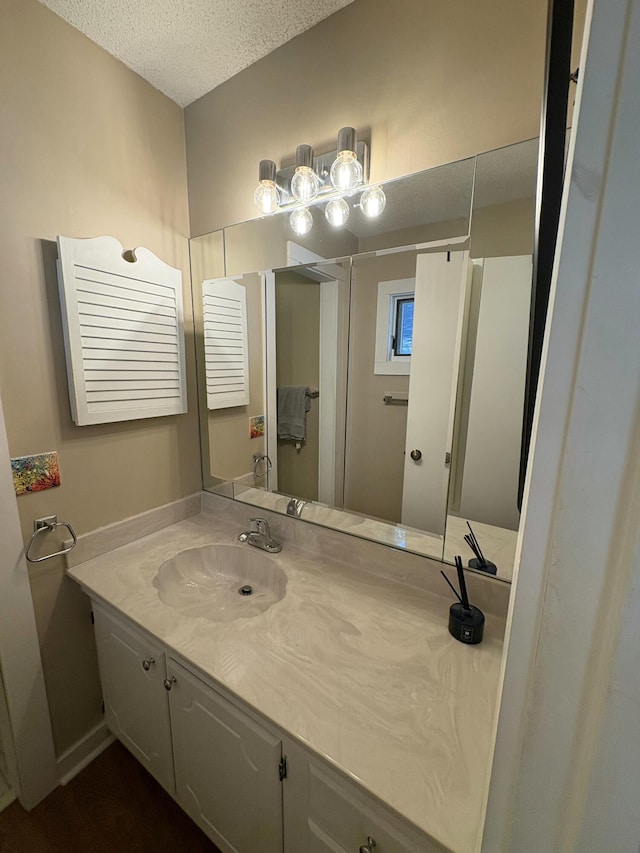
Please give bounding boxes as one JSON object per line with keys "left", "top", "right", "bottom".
{"left": 92, "top": 603, "right": 283, "bottom": 853}
{"left": 282, "top": 739, "right": 443, "bottom": 853}
{"left": 92, "top": 604, "right": 174, "bottom": 794}
{"left": 168, "top": 659, "right": 283, "bottom": 853}
{"left": 92, "top": 602, "right": 436, "bottom": 853}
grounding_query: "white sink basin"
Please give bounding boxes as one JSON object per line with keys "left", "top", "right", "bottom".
{"left": 153, "top": 544, "right": 287, "bottom": 622}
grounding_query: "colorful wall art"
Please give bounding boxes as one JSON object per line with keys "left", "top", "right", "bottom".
{"left": 11, "top": 451, "right": 61, "bottom": 496}
{"left": 249, "top": 415, "right": 265, "bottom": 439}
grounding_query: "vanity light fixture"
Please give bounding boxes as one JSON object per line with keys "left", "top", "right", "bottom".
{"left": 290, "top": 145, "right": 320, "bottom": 203}
{"left": 253, "top": 127, "right": 381, "bottom": 234}
{"left": 253, "top": 159, "right": 280, "bottom": 215}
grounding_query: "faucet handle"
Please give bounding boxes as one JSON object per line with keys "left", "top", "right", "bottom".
{"left": 249, "top": 517, "right": 270, "bottom": 536}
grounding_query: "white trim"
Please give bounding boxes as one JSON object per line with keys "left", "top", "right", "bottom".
{"left": 371, "top": 234, "right": 470, "bottom": 257}
{"left": 286, "top": 241, "right": 325, "bottom": 267}
{"left": 264, "top": 270, "right": 278, "bottom": 492}
{"left": 317, "top": 280, "right": 339, "bottom": 504}
{"left": 373, "top": 278, "right": 415, "bottom": 375}
{"left": 57, "top": 721, "right": 115, "bottom": 786}
{"left": 0, "top": 788, "right": 17, "bottom": 813}
{"left": 0, "top": 669, "right": 17, "bottom": 807}
{"left": 483, "top": 1, "right": 640, "bottom": 849}
{"left": 415, "top": 234, "right": 470, "bottom": 251}
{"left": 0, "top": 393, "right": 58, "bottom": 809}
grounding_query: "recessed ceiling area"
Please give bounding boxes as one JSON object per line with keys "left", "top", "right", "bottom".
{"left": 38, "top": 0, "right": 356, "bottom": 107}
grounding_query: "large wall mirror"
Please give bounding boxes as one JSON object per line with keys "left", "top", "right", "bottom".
{"left": 190, "top": 137, "right": 538, "bottom": 583}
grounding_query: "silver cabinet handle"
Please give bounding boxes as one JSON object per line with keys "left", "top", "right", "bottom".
{"left": 141, "top": 658, "right": 155, "bottom": 671}
{"left": 410, "top": 449, "right": 422, "bottom": 461}
{"left": 359, "top": 838, "right": 376, "bottom": 853}
{"left": 163, "top": 676, "right": 177, "bottom": 691}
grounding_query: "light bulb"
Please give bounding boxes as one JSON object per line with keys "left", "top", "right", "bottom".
{"left": 330, "top": 152, "right": 363, "bottom": 192}
{"left": 290, "top": 207, "right": 313, "bottom": 236}
{"left": 330, "top": 128, "right": 363, "bottom": 192}
{"left": 360, "top": 185, "right": 386, "bottom": 218}
{"left": 253, "top": 181, "right": 279, "bottom": 214}
{"left": 325, "top": 197, "right": 350, "bottom": 227}
{"left": 253, "top": 159, "right": 279, "bottom": 214}
{"left": 291, "top": 166, "right": 320, "bottom": 203}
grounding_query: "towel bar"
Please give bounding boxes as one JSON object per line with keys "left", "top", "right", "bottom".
{"left": 383, "top": 394, "right": 408, "bottom": 406}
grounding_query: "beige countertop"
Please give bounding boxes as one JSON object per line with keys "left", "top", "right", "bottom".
{"left": 445, "top": 516, "right": 518, "bottom": 582}
{"left": 67, "top": 501, "right": 505, "bottom": 853}
{"left": 233, "top": 486, "right": 518, "bottom": 581}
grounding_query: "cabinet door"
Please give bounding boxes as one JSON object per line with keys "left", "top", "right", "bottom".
{"left": 283, "top": 740, "right": 442, "bottom": 853}
{"left": 168, "top": 660, "right": 283, "bottom": 853}
{"left": 93, "top": 605, "right": 174, "bottom": 793}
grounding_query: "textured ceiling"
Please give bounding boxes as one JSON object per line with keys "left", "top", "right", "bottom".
{"left": 38, "top": 0, "right": 356, "bottom": 106}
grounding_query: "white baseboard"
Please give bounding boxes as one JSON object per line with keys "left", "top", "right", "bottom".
{"left": 57, "top": 721, "right": 115, "bottom": 786}
{"left": 0, "top": 787, "right": 16, "bottom": 813}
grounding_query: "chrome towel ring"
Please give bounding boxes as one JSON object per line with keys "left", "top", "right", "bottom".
{"left": 25, "top": 515, "right": 77, "bottom": 563}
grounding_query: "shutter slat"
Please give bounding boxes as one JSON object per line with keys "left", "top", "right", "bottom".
{"left": 87, "top": 388, "right": 181, "bottom": 402}
{"left": 77, "top": 292, "right": 176, "bottom": 319}
{"left": 80, "top": 337, "right": 178, "bottom": 354}
{"left": 80, "top": 315, "right": 177, "bottom": 337}
{"left": 84, "top": 369, "right": 179, "bottom": 381}
{"left": 78, "top": 302, "right": 176, "bottom": 327}
{"left": 80, "top": 326, "right": 176, "bottom": 345}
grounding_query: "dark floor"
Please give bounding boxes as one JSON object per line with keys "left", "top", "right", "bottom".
{"left": 0, "top": 741, "right": 221, "bottom": 852}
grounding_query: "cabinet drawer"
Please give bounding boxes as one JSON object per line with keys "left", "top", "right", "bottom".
{"left": 93, "top": 604, "right": 174, "bottom": 794}
{"left": 307, "top": 763, "right": 437, "bottom": 853}
{"left": 284, "top": 740, "right": 443, "bottom": 853}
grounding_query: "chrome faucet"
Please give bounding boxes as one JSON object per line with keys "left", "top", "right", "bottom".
{"left": 286, "top": 498, "right": 306, "bottom": 518}
{"left": 238, "top": 517, "right": 282, "bottom": 553}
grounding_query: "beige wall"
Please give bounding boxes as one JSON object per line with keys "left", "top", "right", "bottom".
{"left": 185, "top": 0, "right": 548, "bottom": 235}
{"left": 0, "top": 0, "right": 198, "bottom": 755}
{"left": 470, "top": 198, "right": 536, "bottom": 258}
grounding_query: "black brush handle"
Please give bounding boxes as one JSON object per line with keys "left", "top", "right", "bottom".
{"left": 455, "top": 555, "right": 471, "bottom": 611}
{"left": 467, "top": 522, "right": 487, "bottom": 565}
{"left": 441, "top": 570, "right": 463, "bottom": 604}
{"left": 464, "top": 533, "right": 482, "bottom": 562}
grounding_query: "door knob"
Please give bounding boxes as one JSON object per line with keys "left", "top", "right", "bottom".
{"left": 141, "top": 657, "right": 155, "bottom": 671}
{"left": 410, "top": 449, "right": 422, "bottom": 461}
{"left": 163, "top": 676, "right": 177, "bottom": 691}
{"left": 359, "top": 837, "right": 376, "bottom": 853}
